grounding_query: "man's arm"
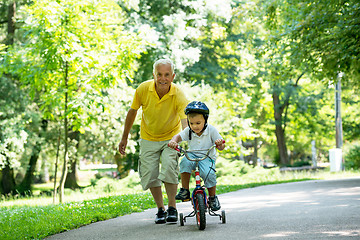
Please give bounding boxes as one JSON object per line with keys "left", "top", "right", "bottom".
{"left": 181, "top": 118, "right": 188, "bottom": 130}
{"left": 118, "top": 108, "right": 138, "bottom": 155}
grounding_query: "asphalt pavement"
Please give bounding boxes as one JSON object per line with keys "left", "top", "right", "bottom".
{"left": 46, "top": 177, "right": 360, "bottom": 240}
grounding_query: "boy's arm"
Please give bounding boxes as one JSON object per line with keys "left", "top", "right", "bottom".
{"left": 118, "top": 108, "right": 138, "bottom": 155}
{"left": 181, "top": 118, "right": 188, "bottom": 130}
{"left": 168, "top": 134, "right": 183, "bottom": 149}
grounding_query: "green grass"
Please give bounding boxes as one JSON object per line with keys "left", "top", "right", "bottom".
{"left": 0, "top": 159, "right": 359, "bottom": 240}
{"left": 0, "top": 193, "right": 156, "bottom": 239}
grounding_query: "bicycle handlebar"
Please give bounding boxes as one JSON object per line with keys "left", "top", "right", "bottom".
{"left": 171, "top": 140, "right": 225, "bottom": 162}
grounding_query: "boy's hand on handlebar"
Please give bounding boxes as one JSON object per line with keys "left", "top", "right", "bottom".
{"left": 215, "top": 139, "right": 225, "bottom": 151}
{"left": 168, "top": 140, "right": 178, "bottom": 150}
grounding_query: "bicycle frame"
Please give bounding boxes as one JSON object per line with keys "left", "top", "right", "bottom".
{"left": 175, "top": 144, "right": 225, "bottom": 230}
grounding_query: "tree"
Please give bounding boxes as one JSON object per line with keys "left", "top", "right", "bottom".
{"left": 3, "top": 0, "right": 143, "bottom": 201}
{"left": 0, "top": 1, "right": 25, "bottom": 195}
{"left": 280, "top": 0, "right": 360, "bottom": 84}
{"left": 255, "top": 0, "right": 359, "bottom": 164}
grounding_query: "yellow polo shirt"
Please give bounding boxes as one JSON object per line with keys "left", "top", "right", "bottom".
{"left": 131, "top": 80, "right": 188, "bottom": 141}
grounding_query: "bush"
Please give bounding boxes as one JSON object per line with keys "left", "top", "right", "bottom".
{"left": 285, "top": 160, "right": 311, "bottom": 168}
{"left": 345, "top": 145, "right": 360, "bottom": 170}
{"left": 83, "top": 174, "right": 142, "bottom": 195}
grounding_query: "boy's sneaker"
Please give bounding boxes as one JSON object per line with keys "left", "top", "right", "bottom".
{"left": 209, "top": 195, "right": 221, "bottom": 211}
{"left": 175, "top": 188, "right": 191, "bottom": 201}
{"left": 155, "top": 207, "right": 167, "bottom": 224}
{"left": 166, "top": 206, "right": 178, "bottom": 223}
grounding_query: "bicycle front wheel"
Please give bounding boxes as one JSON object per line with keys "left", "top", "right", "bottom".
{"left": 195, "top": 192, "right": 206, "bottom": 230}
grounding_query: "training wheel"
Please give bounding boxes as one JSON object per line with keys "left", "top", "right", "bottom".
{"left": 180, "top": 213, "right": 184, "bottom": 226}
{"left": 221, "top": 210, "right": 226, "bottom": 224}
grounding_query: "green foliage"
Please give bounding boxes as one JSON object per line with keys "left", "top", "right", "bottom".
{"left": 345, "top": 144, "right": 360, "bottom": 170}
{"left": 270, "top": 0, "right": 360, "bottom": 84}
{"left": 0, "top": 0, "right": 359, "bottom": 200}
{"left": 0, "top": 77, "right": 27, "bottom": 168}
{"left": 124, "top": 0, "right": 235, "bottom": 85}
{"left": 342, "top": 85, "right": 360, "bottom": 141}
{"left": 3, "top": 0, "right": 143, "bottom": 128}
{"left": 84, "top": 174, "right": 142, "bottom": 195}
{"left": 0, "top": 75, "right": 44, "bottom": 171}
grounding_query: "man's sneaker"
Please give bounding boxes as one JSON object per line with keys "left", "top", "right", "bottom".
{"left": 155, "top": 207, "right": 167, "bottom": 224}
{"left": 166, "top": 206, "right": 178, "bottom": 223}
{"left": 209, "top": 195, "right": 221, "bottom": 211}
{"left": 175, "top": 188, "right": 191, "bottom": 201}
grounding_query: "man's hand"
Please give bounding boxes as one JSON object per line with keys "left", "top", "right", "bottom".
{"left": 118, "top": 139, "right": 127, "bottom": 155}
{"left": 118, "top": 108, "right": 138, "bottom": 155}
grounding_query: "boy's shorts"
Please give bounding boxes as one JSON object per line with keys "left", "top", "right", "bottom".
{"left": 179, "top": 154, "right": 217, "bottom": 188}
{"left": 138, "top": 139, "right": 179, "bottom": 190}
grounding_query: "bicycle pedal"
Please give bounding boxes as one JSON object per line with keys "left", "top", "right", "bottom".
{"left": 182, "top": 198, "right": 191, "bottom": 202}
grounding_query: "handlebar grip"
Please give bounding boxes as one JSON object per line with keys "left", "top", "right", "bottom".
{"left": 168, "top": 143, "right": 181, "bottom": 152}
{"left": 216, "top": 139, "right": 225, "bottom": 146}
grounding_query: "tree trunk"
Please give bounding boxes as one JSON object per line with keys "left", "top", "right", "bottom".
{"left": 64, "top": 131, "right": 80, "bottom": 189}
{"left": 59, "top": 61, "right": 69, "bottom": 203}
{"left": 65, "top": 159, "right": 80, "bottom": 189}
{"left": 16, "top": 145, "right": 40, "bottom": 195}
{"left": 6, "top": 2, "right": 16, "bottom": 46}
{"left": 53, "top": 131, "right": 61, "bottom": 204}
{"left": 273, "top": 91, "right": 290, "bottom": 166}
{"left": 17, "top": 120, "right": 48, "bottom": 195}
{"left": 0, "top": 159, "right": 16, "bottom": 194}
{"left": 0, "top": 2, "right": 17, "bottom": 196}
{"left": 252, "top": 137, "right": 259, "bottom": 166}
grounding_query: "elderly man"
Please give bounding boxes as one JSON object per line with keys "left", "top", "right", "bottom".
{"left": 119, "top": 58, "right": 188, "bottom": 224}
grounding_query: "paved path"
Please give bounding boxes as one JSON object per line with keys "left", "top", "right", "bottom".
{"left": 47, "top": 177, "right": 360, "bottom": 240}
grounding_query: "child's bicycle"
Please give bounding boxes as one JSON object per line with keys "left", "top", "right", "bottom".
{"left": 173, "top": 142, "right": 226, "bottom": 230}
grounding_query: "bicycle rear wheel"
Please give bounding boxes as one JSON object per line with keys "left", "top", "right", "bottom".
{"left": 195, "top": 192, "right": 206, "bottom": 230}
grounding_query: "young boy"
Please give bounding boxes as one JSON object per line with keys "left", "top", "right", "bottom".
{"left": 168, "top": 101, "right": 225, "bottom": 211}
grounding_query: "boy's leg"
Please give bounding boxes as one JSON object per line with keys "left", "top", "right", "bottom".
{"left": 199, "top": 158, "right": 217, "bottom": 191}
{"left": 176, "top": 156, "right": 193, "bottom": 201}
{"left": 207, "top": 185, "right": 216, "bottom": 197}
{"left": 180, "top": 172, "right": 191, "bottom": 189}
{"left": 199, "top": 158, "right": 220, "bottom": 211}
{"left": 175, "top": 172, "right": 191, "bottom": 201}
{"left": 207, "top": 184, "right": 221, "bottom": 211}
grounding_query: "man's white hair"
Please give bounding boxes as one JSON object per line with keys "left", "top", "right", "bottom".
{"left": 153, "top": 58, "right": 175, "bottom": 74}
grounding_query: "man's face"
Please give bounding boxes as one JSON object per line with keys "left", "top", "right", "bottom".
{"left": 153, "top": 63, "right": 175, "bottom": 93}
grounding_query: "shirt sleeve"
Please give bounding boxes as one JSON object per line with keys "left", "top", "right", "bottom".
{"left": 130, "top": 87, "right": 141, "bottom": 110}
{"left": 179, "top": 127, "right": 190, "bottom": 141}
{"left": 209, "top": 125, "right": 223, "bottom": 143}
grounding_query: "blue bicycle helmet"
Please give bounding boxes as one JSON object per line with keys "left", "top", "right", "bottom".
{"left": 184, "top": 101, "right": 209, "bottom": 139}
